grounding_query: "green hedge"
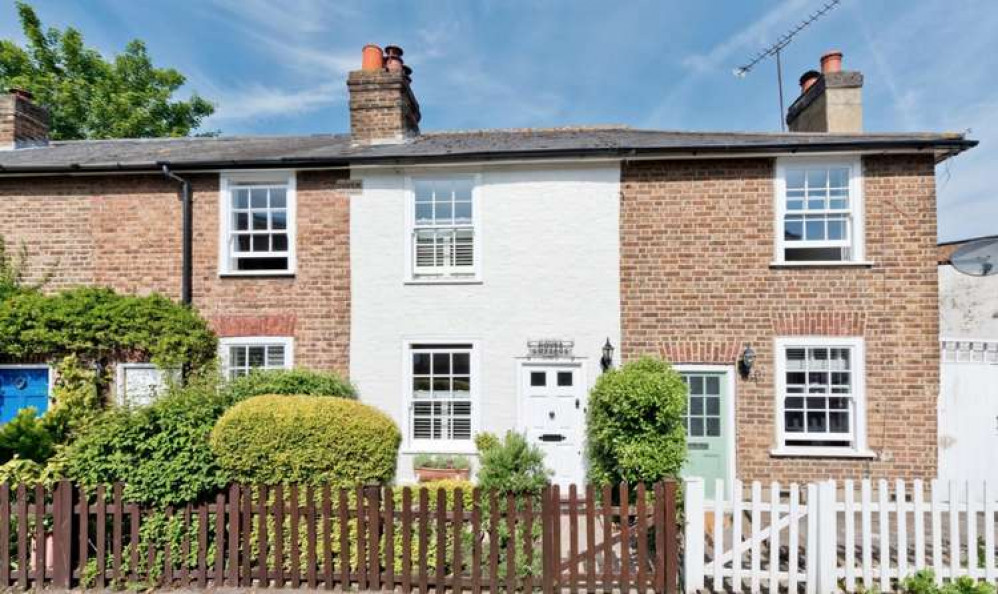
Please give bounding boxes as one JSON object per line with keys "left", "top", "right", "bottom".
{"left": 586, "top": 357, "right": 687, "bottom": 486}
{"left": 210, "top": 395, "right": 400, "bottom": 487}
{"left": 223, "top": 369, "right": 356, "bottom": 402}
{"left": 62, "top": 374, "right": 233, "bottom": 506}
{"left": 0, "top": 286, "right": 216, "bottom": 370}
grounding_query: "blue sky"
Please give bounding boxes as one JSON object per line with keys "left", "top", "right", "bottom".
{"left": 1, "top": 0, "right": 994, "bottom": 241}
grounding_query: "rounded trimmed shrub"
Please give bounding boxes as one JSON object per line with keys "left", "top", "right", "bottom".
{"left": 210, "top": 395, "right": 400, "bottom": 486}
{"left": 223, "top": 369, "right": 356, "bottom": 403}
{"left": 586, "top": 356, "right": 687, "bottom": 485}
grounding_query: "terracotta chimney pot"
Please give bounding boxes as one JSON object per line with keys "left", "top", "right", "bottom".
{"left": 361, "top": 44, "right": 384, "bottom": 71}
{"left": 820, "top": 50, "right": 843, "bottom": 74}
{"left": 799, "top": 70, "right": 821, "bottom": 94}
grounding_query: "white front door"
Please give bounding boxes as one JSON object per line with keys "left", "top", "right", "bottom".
{"left": 520, "top": 362, "right": 586, "bottom": 487}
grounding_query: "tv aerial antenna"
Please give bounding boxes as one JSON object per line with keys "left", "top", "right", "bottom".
{"left": 733, "top": 0, "right": 842, "bottom": 131}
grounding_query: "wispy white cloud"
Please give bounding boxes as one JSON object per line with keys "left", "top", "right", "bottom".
{"left": 200, "top": 81, "right": 344, "bottom": 123}
{"left": 680, "top": 0, "right": 810, "bottom": 74}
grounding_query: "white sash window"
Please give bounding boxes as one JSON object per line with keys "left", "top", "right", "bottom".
{"left": 408, "top": 177, "right": 478, "bottom": 280}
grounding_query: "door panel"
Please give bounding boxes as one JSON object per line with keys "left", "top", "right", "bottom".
{"left": 0, "top": 368, "right": 49, "bottom": 424}
{"left": 680, "top": 370, "right": 730, "bottom": 498}
{"left": 522, "top": 364, "right": 585, "bottom": 487}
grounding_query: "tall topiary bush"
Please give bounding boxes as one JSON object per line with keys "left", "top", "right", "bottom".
{"left": 587, "top": 357, "right": 687, "bottom": 485}
{"left": 210, "top": 395, "right": 401, "bottom": 486}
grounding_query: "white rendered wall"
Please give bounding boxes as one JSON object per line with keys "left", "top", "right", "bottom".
{"left": 350, "top": 163, "right": 621, "bottom": 483}
{"left": 939, "top": 264, "right": 998, "bottom": 339}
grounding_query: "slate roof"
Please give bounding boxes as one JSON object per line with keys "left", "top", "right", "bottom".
{"left": 0, "top": 126, "right": 976, "bottom": 174}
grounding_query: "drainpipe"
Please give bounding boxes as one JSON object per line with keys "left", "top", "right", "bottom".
{"left": 161, "top": 164, "right": 193, "bottom": 305}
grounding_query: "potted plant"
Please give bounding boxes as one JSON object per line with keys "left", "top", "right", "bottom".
{"left": 413, "top": 454, "right": 471, "bottom": 482}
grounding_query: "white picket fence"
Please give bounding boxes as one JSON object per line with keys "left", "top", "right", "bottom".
{"left": 684, "top": 478, "right": 998, "bottom": 593}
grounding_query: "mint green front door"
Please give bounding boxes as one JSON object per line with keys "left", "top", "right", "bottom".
{"left": 680, "top": 371, "right": 730, "bottom": 498}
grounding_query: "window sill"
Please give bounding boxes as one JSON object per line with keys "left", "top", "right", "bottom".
{"left": 404, "top": 279, "right": 483, "bottom": 286}
{"left": 403, "top": 443, "right": 479, "bottom": 456}
{"left": 769, "top": 261, "right": 874, "bottom": 269}
{"left": 770, "top": 447, "right": 877, "bottom": 459}
{"left": 219, "top": 271, "right": 296, "bottom": 279}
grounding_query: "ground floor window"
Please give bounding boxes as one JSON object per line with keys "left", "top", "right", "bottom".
{"left": 775, "top": 336, "right": 866, "bottom": 453}
{"left": 220, "top": 337, "right": 293, "bottom": 380}
{"left": 409, "top": 343, "right": 473, "bottom": 443}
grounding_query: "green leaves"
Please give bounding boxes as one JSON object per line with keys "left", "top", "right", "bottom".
{"left": 0, "top": 286, "right": 217, "bottom": 370}
{"left": 586, "top": 356, "right": 687, "bottom": 486}
{"left": 0, "top": 1, "right": 215, "bottom": 140}
{"left": 62, "top": 374, "right": 233, "bottom": 506}
{"left": 223, "top": 369, "right": 357, "bottom": 403}
{"left": 210, "top": 394, "right": 401, "bottom": 488}
{"left": 475, "top": 431, "right": 550, "bottom": 496}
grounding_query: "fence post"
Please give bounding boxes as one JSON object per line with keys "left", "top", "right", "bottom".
{"left": 816, "top": 480, "right": 838, "bottom": 594}
{"left": 541, "top": 486, "right": 554, "bottom": 594}
{"left": 683, "top": 478, "right": 705, "bottom": 594}
{"left": 51, "top": 480, "right": 73, "bottom": 589}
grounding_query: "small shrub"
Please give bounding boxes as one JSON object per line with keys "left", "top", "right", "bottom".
{"left": 587, "top": 356, "right": 687, "bottom": 486}
{"left": 901, "top": 571, "right": 995, "bottom": 594}
{"left": 0, "top": 408, "right": 55, "bottom": 463}
{"left": 474, "top": 431, "right": 500, "bottom": 453}
{"left": 223, "top": 368, "right": 356, "bottom": 402}
{"left": 476, "top": 431, "right": 549, "bottom": 496}
{"left": 62, "top": 373, "right": 232, "bottom": 506}
{"left": 211, "top": 395, "right": 401, "bottom": 487}
{"left": 413, "top": 454, "right": 470, "bottom": 470}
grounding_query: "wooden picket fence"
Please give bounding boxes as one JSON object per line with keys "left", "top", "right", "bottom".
{"left": 0, "top": 480, "right": 679, "bottom": 592}
{"left": 684, "top": 478, "right": 998, "bottom": 594}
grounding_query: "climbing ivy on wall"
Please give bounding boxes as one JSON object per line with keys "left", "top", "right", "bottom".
{"left": 0, "top": 286, "right": 217, "bottom": 370}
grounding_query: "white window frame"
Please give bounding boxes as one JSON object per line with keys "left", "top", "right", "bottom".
{"left": 404, "top": 174, "right": 482, "bottom": 283}
{"left": 772, "top": 336, "right": 874, "bottom": 458}
{"left": 773, "top": 156, "right": 868, "bottom": 266}
{"left": 219, "top": 336, "right": 294, "bottom": 379}
{"left": 218, "top": 170, "right": 297, "bottom": 276}
{"left": 403, "top": 339, "right": 480, "bottom": 454}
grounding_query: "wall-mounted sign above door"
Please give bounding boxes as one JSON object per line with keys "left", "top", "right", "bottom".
{"left": 527, "top": 339, "right": 574, "bottom": 359}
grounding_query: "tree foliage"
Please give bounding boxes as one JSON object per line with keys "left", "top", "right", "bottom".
{"left": 586, "top": 357, "right": 687, "bottom": 486}
{"left": 0, "top": 1, "right": 214, "bottom": 139}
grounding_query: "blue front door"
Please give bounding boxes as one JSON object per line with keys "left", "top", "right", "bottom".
{"left": 0, "top": 367, "right": 50, "bottom": 423}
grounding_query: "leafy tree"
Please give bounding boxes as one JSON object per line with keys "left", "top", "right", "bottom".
{"left": 0, "top": 1, "right": 214, "bottom": 139}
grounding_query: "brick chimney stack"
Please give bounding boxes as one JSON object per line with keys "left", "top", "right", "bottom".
{"left": 0, "top": 88, "right": 49, "bottom": 150}
{"left": 786, "top": 51, "right": 864, "bottom": 133}
{"left": 347, "top": 44, "right": 421, "bottom": 144}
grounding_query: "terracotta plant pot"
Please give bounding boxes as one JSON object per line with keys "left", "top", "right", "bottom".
{"left": 361, "top": 44, "right": 384, "bottom": 71}
{"left": 415, "top": 467, "right": 470, "bottom": 482}
{"left": 820, "top": 50, "right": 843, "bottom": 74}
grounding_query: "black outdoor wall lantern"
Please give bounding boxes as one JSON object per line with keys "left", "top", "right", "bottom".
{"left": 739, "top": 344, "right": 756, "bottom": 378}
{"left": 600, "top": 338, "right": 615, "bottom": 372}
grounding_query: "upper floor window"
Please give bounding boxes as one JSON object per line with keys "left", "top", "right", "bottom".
{"left": 775, "top": 158, "right": 864, "bottom": 264}
{"left": 220, "top": 171, "right": 296, "bottom": 275}
{"left": 408, "top": 177, "right": 478, "bottom": 281}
